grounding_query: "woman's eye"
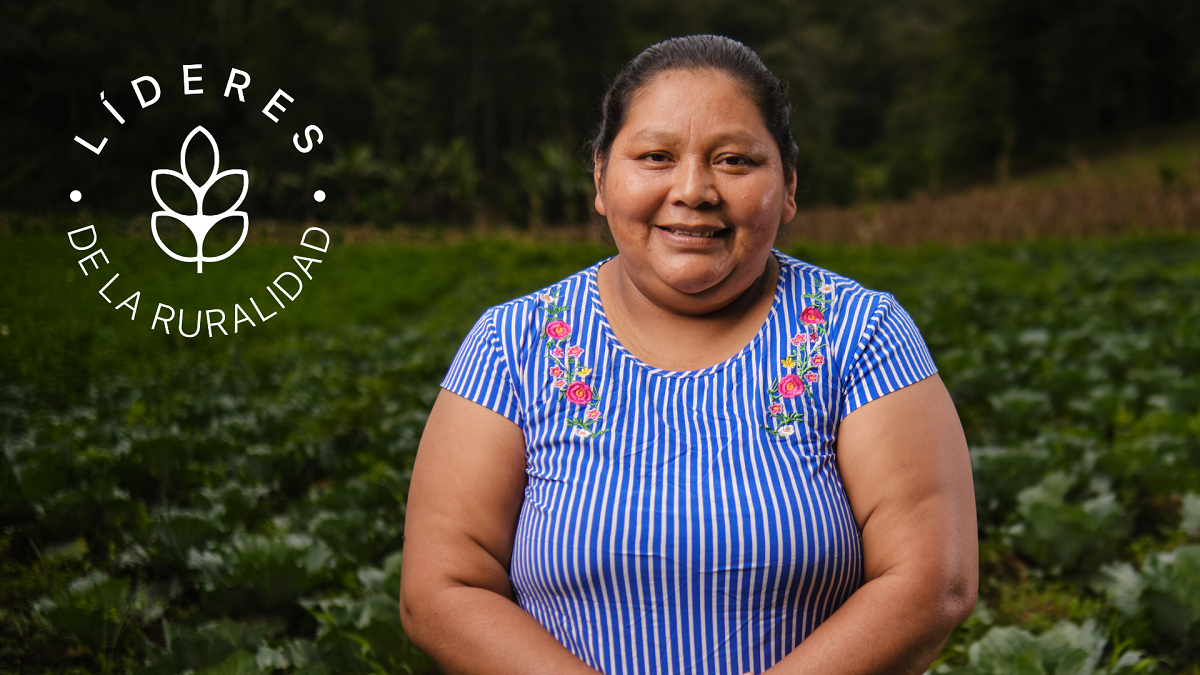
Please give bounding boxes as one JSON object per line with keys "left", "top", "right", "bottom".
{"left": 720, "top": 155, "right": 753, "bottom": 167}
{"left": 643, "top": 152, "right": 670, "bottom": 162}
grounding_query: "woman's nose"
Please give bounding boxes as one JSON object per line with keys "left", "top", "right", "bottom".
{"left": 669, "top": 156, "right": 720, "bottom": 209}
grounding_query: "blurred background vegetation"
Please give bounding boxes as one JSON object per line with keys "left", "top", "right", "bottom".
{"left": 4, "top": 0, "right": 1200, "bottom": 227}
{"left": 4, "top": 1, "right": 1200, "bottom": 674}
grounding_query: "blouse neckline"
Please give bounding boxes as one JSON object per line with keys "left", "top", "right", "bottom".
{"left": 584, "top": 249, "right": 789, "bottom": 379}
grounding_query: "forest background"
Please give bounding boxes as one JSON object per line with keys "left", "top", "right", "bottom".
{"left": 6, "top": 0, "right": 1200, "bottom": 227}
{"left": 4, "top": 1, "right": 1200, "bottom": 674}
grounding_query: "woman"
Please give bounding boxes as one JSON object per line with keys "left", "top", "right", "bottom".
{"left": 400, "top": 35, "right": 977, "bottom": 675}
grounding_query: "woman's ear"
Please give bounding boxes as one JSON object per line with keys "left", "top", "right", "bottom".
{"left": 781, "top": 168, "right": 797, "bottom": 224}
{"left": 593, "top": 153, "right": 607, "bottom": 217}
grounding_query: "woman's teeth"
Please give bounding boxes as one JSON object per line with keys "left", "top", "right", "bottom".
{"left": 667, "top": 229, "right": 715, "bottom": 238}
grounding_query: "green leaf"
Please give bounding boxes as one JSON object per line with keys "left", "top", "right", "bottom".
{"left": 196, "top": 650, "right": 263, "bottom": 675}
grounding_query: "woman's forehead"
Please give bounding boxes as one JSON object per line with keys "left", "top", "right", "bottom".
{"left": 630, "top": 68, "right": 754, "bottom": 110}
{"left": 620, "top": 70, "right": 773, "bottom": 146}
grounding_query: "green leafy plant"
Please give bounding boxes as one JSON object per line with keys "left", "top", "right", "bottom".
{"left": 1095, "top": 545, "right": 1200, "bottom": 657}
{"left": 1006, "top": 472, "right": 1132, "bottom": 574}
{"left": 32, "top": 571, "right": 163, "bottom": 670}
{"left": 936, "top": 619, "right": 1157, "bottom": 675}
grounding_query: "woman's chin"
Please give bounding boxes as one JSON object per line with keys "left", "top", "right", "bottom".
{"left": 650, "top": 269, "right": 753, "bottom": 312}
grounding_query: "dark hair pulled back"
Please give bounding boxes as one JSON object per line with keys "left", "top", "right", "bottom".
{"left": 592, "top": 35, "right": 798, "bottom": 178}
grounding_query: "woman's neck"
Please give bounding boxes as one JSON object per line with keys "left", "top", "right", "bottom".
{"left": 596, "top": 253, "right": 780, "bottom": 371}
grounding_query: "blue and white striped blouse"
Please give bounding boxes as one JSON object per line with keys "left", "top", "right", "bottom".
{"left": 441, "top": 250, "right": 937, "bottom": 675}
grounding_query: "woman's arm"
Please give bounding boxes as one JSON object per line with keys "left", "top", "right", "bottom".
{"left": 764, "top": 374, "right": 978, "bottom": 675}
{"left": 399, "top": 388, "right": 601, "bottom": 675}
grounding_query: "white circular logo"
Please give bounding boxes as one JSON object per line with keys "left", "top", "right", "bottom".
{"left": 68, "top": 64, "right": 332, "bottom": 338}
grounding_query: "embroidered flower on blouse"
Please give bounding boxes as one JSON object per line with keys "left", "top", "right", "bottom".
{"left": 565, "top": 381, "right": 593, "bottom": 405}
{"left": 539, "top": 285, "right": 608, "bottom": 438}
{"left": 800, "top": 306, "right": 826, "bottom": 325}
{"left": 546, "top": 320, "right": 572, "bottom": 340}
{"left": 778, "top": 374, "right": 806, "bottom": 398}
{"left": 763, "top": 277, "right": 834, "bottom": 439}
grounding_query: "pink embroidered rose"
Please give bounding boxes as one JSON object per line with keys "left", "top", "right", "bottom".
{"left": 551, "top": 347, "right": 565, "bottom": 358}
{"left": 811, "top": 355, "right": 825, "bottom": 366}
{"left": 778, "top": 374, "right": 805, "bottom": 398}
{"left": 790, "top": 333, "right": 803, "bottom": 346}
{"left": 565, "top": 381, "right": 593, "bottom": 405}
{"left": 800, "top": 306, "right": 825, "bottom": 325}
{"left": 553, "top": 379, "right": 567, "bottom": 389}
{"left": 587, "top": 408, "right": 601, "bottom": 420}
{"left": 549, "top": 366, "right": 564, "bottom": 377}
{"left": 808, "top": 332, "right": 819, "bottom": 343}
{"left": 567, "top": 345, "right": 584, "bottom": 358}
{"left": 546, "top": 320, "right": 572, "bottom": 340}
{"left": 805, "top": 371, "right": 820, "bottom": 383}
{"left": 768, "top": 403, "right": 783, "bottom": 415}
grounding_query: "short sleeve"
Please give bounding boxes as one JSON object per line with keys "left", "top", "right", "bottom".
{"left": 441, "top": 307, "right": 524, "bottom": 426}
{"left": 841, "top": 293, "right": 937, "bottom": 418}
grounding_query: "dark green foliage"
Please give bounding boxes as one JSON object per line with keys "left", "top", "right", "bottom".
{"left": 1096, "top": 545, "right": 1200, "bottom": 660}
{"left": 5, "top": 0, "right": 1199, "bottom": 222}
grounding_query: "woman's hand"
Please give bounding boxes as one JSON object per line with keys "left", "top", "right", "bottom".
{"left": 399, "top": 389, "right": 601, "bottom": 675}
{"left": 765, "top": 374, "right": 978, "bottom": 675}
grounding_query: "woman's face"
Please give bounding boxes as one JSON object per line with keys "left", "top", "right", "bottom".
{"left": 595, "top": 68, "right": 796, "bottom": 315}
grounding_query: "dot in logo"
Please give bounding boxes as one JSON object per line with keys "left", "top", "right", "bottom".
{"left": 70, "top": 190, "right": 82, "bottom": 202}
{"left": 313, "top": 190, "right": 326, "bottom": 203}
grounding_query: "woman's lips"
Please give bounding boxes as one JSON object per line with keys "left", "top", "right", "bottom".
{"left": 656, "top": 225, "right": 727, "bottom": 238}
{"left": 654, "top": 225, "right": 729, "bottom": 248}
{"left": 664, "top": 228, "right": 714, "bottom": 238}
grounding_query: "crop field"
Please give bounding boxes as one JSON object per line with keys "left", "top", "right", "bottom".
{"left": 2, "top": 231, "right": 1199, "bottom": 674}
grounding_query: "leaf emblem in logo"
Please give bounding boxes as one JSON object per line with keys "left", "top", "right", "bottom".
{"left": 150, "top": 126, "right": 249, "bottom": 273}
